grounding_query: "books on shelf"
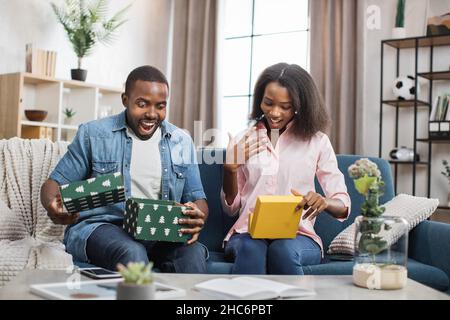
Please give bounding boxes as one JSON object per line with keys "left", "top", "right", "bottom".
{"left": 430, "top": 94, "right": 450, "bottom": 121}
{"left": 25, "top": 43, "right": 57, "bottom": 77}
{"left": 429, "top": 93, "right": 450, "bottom": 139}
{"left": 429, "top": 121, "right": 450, "bottom": 139}
{"left": 21, "top": 125, "right": 53, "bottom": 140}
{"left": 194, "top": 276, "right": 315, "bottom": 300}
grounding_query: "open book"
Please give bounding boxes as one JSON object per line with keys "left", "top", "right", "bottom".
{"left": 194, "top": 277, "right": 315, "bottom": 300}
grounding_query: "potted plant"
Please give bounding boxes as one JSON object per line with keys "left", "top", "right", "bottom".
{"left": 392, "top": 0, "right": 406, "bottom": 39}
{"left": 348, "top": 158, "right": 408, "bottom": 290}
{"left": 63, "top": 107, "right": 76, "bottom": 125}
{"left": 442, "top": 160, "right": 450, "bottom": 206}
{"left": 51, "top": 0, "right": 130, "bottom": 81}
{"left": 116, "top": 262, "right": 155, "bottom": 300}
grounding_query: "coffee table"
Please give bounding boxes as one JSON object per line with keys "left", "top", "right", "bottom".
{"left": 0, "top": 269, "right": 448, "bottom": 300}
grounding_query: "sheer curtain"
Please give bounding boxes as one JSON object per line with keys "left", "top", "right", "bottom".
{"left": 309, "top": 0, "right": 358, "bottom": 154}
{"left": 168, "top": 0, "right": 218, "bottom": 142}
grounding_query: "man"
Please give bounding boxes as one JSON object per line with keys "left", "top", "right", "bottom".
{"left": 40, "top": 65, "right": 209, "bottom": 272}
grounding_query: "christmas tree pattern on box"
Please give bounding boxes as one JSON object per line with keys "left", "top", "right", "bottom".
{"left": 59, "top": 172, "right": 125, "bottom": 214}
{"left": 124, "top": 198, "right": 191, "bottom": 242}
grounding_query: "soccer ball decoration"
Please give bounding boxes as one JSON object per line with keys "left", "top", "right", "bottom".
{"left": 392, "top": 75, "right": 420, "bottom": 100}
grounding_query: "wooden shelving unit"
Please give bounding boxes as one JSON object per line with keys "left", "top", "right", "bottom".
{"left": 0, "top": 72, "right": 123, "bottom": 142}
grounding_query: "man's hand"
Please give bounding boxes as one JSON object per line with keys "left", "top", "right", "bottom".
{"left": 291, "top": 189, "right": 328, "bottom": 221}
{"left": 179, "top": 201, "right": 206, "bottom": 245}
{"left": 46, "top": 193, "right": 79, "bottom": 225}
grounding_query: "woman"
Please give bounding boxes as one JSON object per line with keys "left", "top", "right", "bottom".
{"left": 221, "top": 63, "right": 351, "bottom": 275}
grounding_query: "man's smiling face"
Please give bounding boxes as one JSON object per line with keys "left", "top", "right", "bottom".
{"left": 122, "top": 80, "right": 168, "bottom": 140}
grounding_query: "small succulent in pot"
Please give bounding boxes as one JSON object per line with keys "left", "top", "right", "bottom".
{"left": 63, "top": 108, "right": 76, "bottom": 118}
{"left": 63, "top": 108, "right": 76, "bottom": 125}
{"left": 117, "top": 262, "right": 154, "bottom": 285}
{"left": 116, "top": 262, "right": 155, "bottom": 300}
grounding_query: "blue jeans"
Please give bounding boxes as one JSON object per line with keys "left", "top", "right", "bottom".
{"left": 224, "top": 233, "right": 321, "bottom": 275}
{"left": 86, "top": 223, "right": 208, "bottom": 273}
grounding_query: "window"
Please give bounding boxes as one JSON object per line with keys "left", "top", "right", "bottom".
{"left": 218, "top": 0, "right": 310, "bottom": 141}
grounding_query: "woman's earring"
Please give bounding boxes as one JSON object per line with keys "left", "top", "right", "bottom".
{"left": 294, "top": 111, "right": 298, "bottom": 115}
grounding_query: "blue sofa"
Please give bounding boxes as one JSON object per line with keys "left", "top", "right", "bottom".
{"left": 197, "top": 150, "right": 450, "bottom": 293}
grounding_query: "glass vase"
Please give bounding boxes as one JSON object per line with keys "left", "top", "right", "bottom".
{"left": 352, "top": 216, "right": 409, "bottom": 290}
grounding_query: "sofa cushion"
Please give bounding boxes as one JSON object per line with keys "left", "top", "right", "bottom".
{"left": 327, "top": 194, "right": 439, "bottom": 255}
{"left": 198, "top": 149, "right": 237, "bottom": 252}
{"left": 407, "top": 258, "right": 450, "bottom": 292}
{"left": 303, "top": 260, "right": 354, "bottom": 275}
{"left": 206, "top": 261, "right": 233, "bottom": 274}
{"left": 74, "top": 261, "right": 97, "bottom": 269}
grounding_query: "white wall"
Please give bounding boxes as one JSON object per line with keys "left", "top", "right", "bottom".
{"left": 0, "top": 0, "right": 172, "bottom": 88}
{"left": 358, "top": 0, "right": 450, "bottom": 209}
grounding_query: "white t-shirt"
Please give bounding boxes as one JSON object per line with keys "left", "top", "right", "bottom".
{"left": 127, "top": 126, "right": 162, "bottom": 199}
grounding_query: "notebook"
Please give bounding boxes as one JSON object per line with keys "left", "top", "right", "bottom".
{"left": 248, "top": 195, "right": 303, "bottom": 239}
{"left": 194, "top": 276, "right": 315, "bottom": 300}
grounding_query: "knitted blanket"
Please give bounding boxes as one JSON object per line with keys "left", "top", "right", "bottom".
{"left": 0, "top": 138, "right": 73, "bottom": 286}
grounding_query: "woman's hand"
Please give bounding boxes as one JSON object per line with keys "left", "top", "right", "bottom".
{"left": 179, "top": 201, "right": 206, "bottom": 245}
{"left": 224, "top": 127, "right": 268, "bottom": 172}
{"left": 291, "top": 189, "right": 328, "bottom": 221}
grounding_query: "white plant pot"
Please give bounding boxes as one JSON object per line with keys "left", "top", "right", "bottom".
{"left": 64, "top": 117, "right": 73, "bottom": 125}
{"left": 116, "top": 282, "right": 155, "bottom": 300}
{"left": 391, "top": 27, "right": 406, "bottom": 39}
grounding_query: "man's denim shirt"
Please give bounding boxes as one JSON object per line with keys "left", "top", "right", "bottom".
{"left": 49, "top": 111, "right": 206, "bottom": 263}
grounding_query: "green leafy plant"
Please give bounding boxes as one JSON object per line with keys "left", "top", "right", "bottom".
{"left": 442, "top": 160, "right": 450, "bottom": 185}
{"left": 348, "top": 159, "right": 390, "bottom": 260}
{"left": 395, "top": 0, "right": 405, "bottom": 28}
{"left": 63, "top": 108, "right": 76, "bottom": 118}
{"left": 117, "top": 262, "right": 154, "bottom": 285}
{"left": 51, "top": 0, "right": 131, "bottom": 69}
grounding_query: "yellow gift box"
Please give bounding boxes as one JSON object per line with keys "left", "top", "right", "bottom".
{"left": 248, "top": 195, "right": 303, "bottom": 239}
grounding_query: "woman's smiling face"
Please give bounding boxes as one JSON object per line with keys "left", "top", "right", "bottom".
{"left": 260, "top": 81, "right": 295, "bottom": 131}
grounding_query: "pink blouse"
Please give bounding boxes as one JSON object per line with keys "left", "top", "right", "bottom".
{"left": 220, "top": 123, "right": 351, "bottom": 255}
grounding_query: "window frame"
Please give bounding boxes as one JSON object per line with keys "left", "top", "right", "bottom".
{"left": 221, "top": 0, "right": 311, "bottom": 128}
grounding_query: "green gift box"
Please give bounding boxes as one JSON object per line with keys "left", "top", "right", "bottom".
{"left": 59, "top": 172, "right": 125, "bottom": 214}
{"left": 124, "top": 198, "right": 191, "bottom": 243}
